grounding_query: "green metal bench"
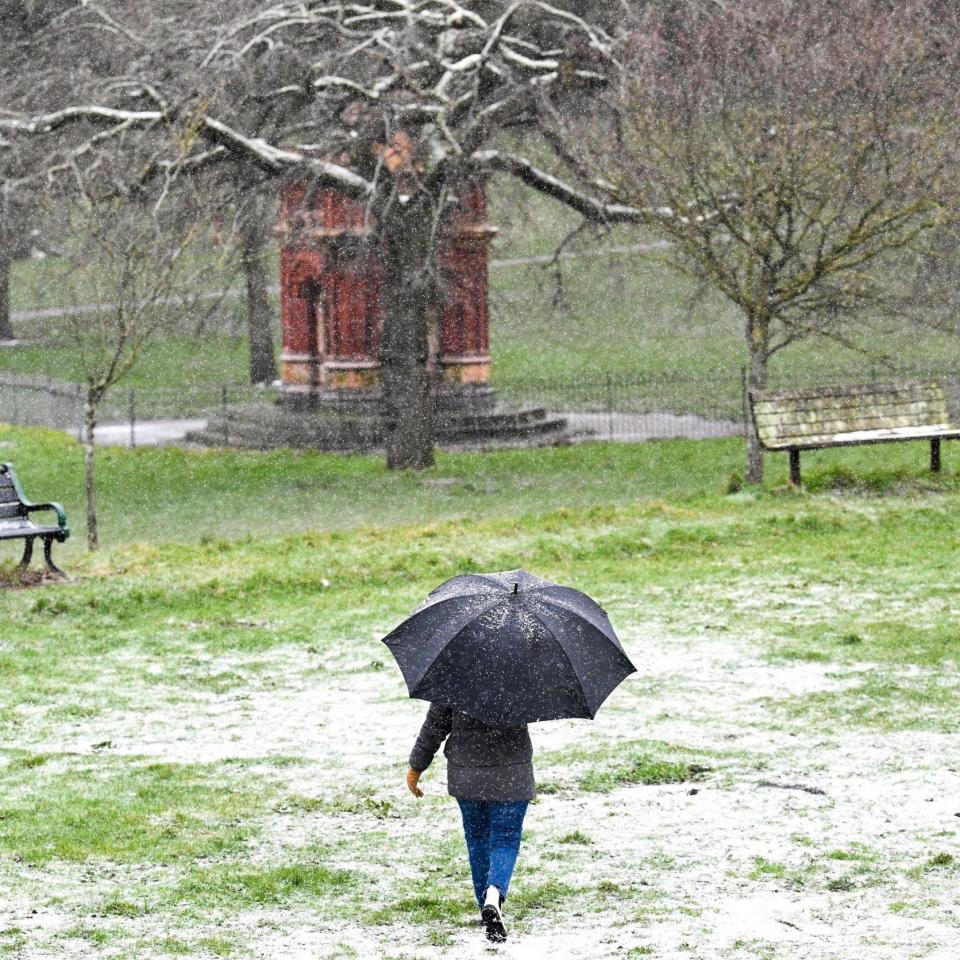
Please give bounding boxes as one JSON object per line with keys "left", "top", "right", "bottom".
{"left": 749, "top": 379, "right": 960, "bottom": 485}
{"left": 0, "top": 462, "right": 70, "bottom": 575}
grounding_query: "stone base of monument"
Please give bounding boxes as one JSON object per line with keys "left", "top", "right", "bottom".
{"left": 184, "top": 385, "right": 569, "bottom": 452}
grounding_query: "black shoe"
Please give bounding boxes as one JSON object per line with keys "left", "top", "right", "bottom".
{"left": 481, "top": 902, "right": 507, "bottom": 943}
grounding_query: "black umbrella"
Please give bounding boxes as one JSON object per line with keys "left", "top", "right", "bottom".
{"left": 381, "top": 568, "right": 636, "bottom": 727}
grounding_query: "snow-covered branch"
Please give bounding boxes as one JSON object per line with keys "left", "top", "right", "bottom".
{"left": 2, "top": 107, "right": 373, "bottom": 197}
{"left": 472, "top": 149, "right": 670, "bottom": 225}
{"left": 0, "top": 106, "right": 164, "bottom": 134}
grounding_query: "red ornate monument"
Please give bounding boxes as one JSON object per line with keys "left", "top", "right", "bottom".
{"left": 188, "top": 177, "right": 566, "bottom": 450}
{"left": 276, "top": 179, "right": 495, "bottom": 399}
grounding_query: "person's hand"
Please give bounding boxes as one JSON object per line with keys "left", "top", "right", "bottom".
{"left": 406, "top": 767, "right": 423, "bottom": 798}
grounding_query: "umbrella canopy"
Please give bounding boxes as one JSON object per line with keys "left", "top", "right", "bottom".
{"left": 381, "top": 568, "right": 636, "bottom": 727}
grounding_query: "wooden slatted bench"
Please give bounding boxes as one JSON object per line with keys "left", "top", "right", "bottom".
{"left": 0, "top": 462, "right": 70, "bottom": 575}
{"left": 749, "top": 379, "right": 960, "bottom": 485}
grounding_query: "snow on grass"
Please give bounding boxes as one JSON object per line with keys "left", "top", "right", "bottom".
{"left": 2, "top": 490, "right": 959, "bottom": 958}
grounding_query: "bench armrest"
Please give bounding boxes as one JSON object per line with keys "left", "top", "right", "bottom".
{"left": 23, "top": 501, "right": 70, "bottom": 536}
{"left": 1, "top": 464, "right": 70, "bottom": 539}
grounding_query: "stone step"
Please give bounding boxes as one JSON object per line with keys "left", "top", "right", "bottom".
{"left": 186, "top": 402, "right": 568, "bottom": 451}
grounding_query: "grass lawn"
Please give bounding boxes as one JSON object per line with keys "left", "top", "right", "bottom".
{"left": 1, "top": 426, "right": 958, "bottom": 957}
{"left": 3, "top": 422, "right": 960, "bottom": 550}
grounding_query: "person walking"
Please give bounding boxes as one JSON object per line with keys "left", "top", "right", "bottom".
{"left": 406, "top": 701, "right": 534, "bottom": 944}
{"left": 385, "top": 568, "right": 635, "bottom": 941}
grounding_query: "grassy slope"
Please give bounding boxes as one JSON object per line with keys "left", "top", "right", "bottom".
{"left": 1, "top": 428, "right": 958, "bottom": 955}
{"left": 3, "top": 423, "right": 959, "bottom": 552}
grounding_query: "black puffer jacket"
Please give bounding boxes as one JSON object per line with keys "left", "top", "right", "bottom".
{"left": 409, "top": 703, "right": 535, "bottom": 802}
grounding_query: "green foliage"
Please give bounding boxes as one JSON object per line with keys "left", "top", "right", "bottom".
{"left": 826, "top": 876, "right": 856, "bottom": 892}
{"left": 365, "top": 891, "right": 466, "bottom": 926}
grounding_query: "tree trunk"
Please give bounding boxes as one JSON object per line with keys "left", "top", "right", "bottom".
{"left": 0, "top": 251, "right": 14, "bottom": 342}
{"left": 380, "top": 200, "right": 436, "bottom": 471}
{"left": 83, "top": 395, "right": 99, "bottom": 551}
{"left": 745, "top": 315, "right": 770, "bottom": 484}
{"left": 237, "top": 207, "right": 278, "bottom": 385}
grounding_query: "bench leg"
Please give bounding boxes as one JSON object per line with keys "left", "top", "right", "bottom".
{"left": 43, "top": 536, "right": 65, "bottom": 576}
{"left": 789, "top": 449, "right": 801, "bottom": 486}
{"left": 931, "top": 438, "right": 942, "bottom": 473}
{"left": 17, "top": 536, "right": 35, "bottom": 572}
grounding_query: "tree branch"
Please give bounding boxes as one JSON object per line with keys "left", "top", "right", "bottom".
{"left": 472, "top": 148, "right": 665, "bottom": 224}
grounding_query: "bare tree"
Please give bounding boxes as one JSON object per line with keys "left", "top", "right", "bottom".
{"left": 51, "top": 201, "right": 199, "bottom": 549}
{"left": 234, "top": 190, "right": 280, "bottom": 385}
{"left": 0, "top": 206, "right": 27, "bottom": 342}
{"left": 1, "top": 1, "right": 699, "bottom": 469}
{"left": 577, "top": 0, "right": 960, "bottom": 481}
{"left": 0, "top": 0, "right": 80, "bottom": 343}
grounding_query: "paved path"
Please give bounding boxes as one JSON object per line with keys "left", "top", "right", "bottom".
{"left": 93, "top": 419, "right": 208, "bottom": 447}
{"left": 90, "top": 408, "right": 740, "bottom": 448}
{"left": 9, "top": 242, "right": 670, "bottom": 325}
{"left": 555, "top": 410, "right": 743, "bottom": 442}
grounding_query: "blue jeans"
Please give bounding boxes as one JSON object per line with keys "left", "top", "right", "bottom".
{"left": 456, "top": 798, "right": 529, "bottom": 908}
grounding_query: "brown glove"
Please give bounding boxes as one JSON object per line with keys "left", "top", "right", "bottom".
{"left": 406, "top": 767, "right": 424, "bottom": 798}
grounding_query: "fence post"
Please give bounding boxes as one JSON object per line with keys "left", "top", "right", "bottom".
{"left": 129, "top": 388, "right": 136, "bottom": 449}
{"left": 740, "top": 364, "right": 749, "bottom": 433}
{"left": 606, "top": 371, "right": 614, "bottom": 441}
{"left": 11, "top": 388, "right": 18, "bottom": 426}
{"left": 221, "top": 385, "right": 229, "bottom": 445}
{"left": 76, "top": 385, "right": 84, "bottom": 442}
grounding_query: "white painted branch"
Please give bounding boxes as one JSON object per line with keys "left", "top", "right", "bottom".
{"left": 527, "top": 1, "right": 613, "bottom": 52}
{"left": 311, "top": 75, "right": 389, "bottom": 99}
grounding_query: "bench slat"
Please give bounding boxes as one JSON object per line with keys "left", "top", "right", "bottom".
{"left": 0, "top": 519, "right": 38, "bottom": 537}
{"left": 753, "top": 380, "right": 945, "bottom": 402}
{"left": 753, "top": 392, "right": 945, "bottom": 416}
{"left": 0, "top": 529, "right": 62, "bottom": 541}
{"left": 752, "top": 379, "right": 960, "bottom": 451}
{"left": 759, "top": 426, "right": 960, "bottom": 450}
{"left": 758, "top": 420, "right": 952, "bottom": 444}
{"left": 756, "top": 413, "right": 950, "bottom": 432}
{"left": 754, "top": 405, "right": 946, "bottom": 424}
{"left": 753, "top": 390, "right": 945, "bottom": 409}
{"left": 755, "top": 407, "right": 948, "bottom": 429}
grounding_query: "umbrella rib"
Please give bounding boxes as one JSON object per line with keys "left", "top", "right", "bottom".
{"left": 527, "top": 588, "right": 619, "bottom": 643}
{"left": 535, "top": 599, "right": 635, "bottom": 666}
{"left": 418, "top": 584, "right": 511, "bottom": 609}
{"left": 408, "top": 616, "right": 484, "bottom": 697}
{"left": 470, "top": 573, "right": 518, "bottom": 590}
{"left": 524, "top": 608, "right": 597, "bottom": 719}
{"left": 409, "top": 590, "right": 503, "bottom": 619}
{"left": 404, "top": 596, "right": 504, "bottom": 692}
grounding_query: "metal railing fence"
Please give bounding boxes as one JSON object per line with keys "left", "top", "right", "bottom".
{"left": 1, "top": 360, "right": 957, "bottom": 446}
{"left": 0, "top": 373, "right": 262, "bottom": 445}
